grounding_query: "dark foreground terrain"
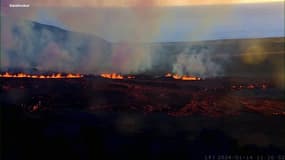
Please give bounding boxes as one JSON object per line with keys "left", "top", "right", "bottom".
{"left": 1, "top": 77, "right": 285, "bottom": 159}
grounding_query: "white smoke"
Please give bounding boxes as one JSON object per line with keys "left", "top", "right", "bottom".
{"left": 172, "top": 47, "right": 222, "bottom": 77}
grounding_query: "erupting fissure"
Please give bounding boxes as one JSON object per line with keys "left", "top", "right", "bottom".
{"left": 0, "top": 73, "right": 83, "bottom": 79}
{"left": 100, "top": 73, "right": 136, "bottom": 80}
{"left": 100, "top": 73, "right": 124, "bottom": 79}
{"left": 165, "top": 73, "right": 201, "bottom": 81}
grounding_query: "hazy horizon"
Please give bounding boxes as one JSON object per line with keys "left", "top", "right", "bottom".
{"left": 2, "top": 2, "right": 284, "bottom": 42}
{"left": 1, "top": 1, "right": 284, "bottom": 79}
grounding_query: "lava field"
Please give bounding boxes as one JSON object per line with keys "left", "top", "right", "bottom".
{"left": 1, "top": 76, "right": 285, "bottom": 159}
{"left": 1, "top": 76, "right": 284, "bottom": 116}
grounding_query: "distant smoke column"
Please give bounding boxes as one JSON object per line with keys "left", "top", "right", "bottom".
{"left": 172, "top": 47, "right": 222, "bottom": 77}
{"left": 111, "top": 43, "right": 153, "bottom": 74}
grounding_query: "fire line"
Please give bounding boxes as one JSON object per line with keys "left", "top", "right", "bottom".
{"left": 0, "top": 73, "right": 83, "bottom": 79}
{"left": 165, "top": 73, "right": 201, "bottom": 81}
{"left": 100, "top": 73, "right": 135, "bottom": 80}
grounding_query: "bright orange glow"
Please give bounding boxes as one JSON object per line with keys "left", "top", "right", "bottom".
{"left": 100, "top": 73, "right": 135, "bottom": 79}
{"left": 182, "top": 76, "right": 201, "bottom": 81}
{"left": 165, "top": 73, "right": 201, "bottom": 81}
{"left": 173, "top": 74, "right": 182, "bottom": 80}
{"left": 0, "top": 73, "right": 83, "bottom": 79}
{"left": 165, "top": 73, "right": 172, "bottom": 77}
{"left": 66, "top": 73, "right": 83, "bottom": 78}
{"left": 100, "top": 73, "right": 124, "bottom": 79}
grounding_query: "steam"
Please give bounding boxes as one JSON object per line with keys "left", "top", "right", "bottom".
{"left": 3, "top": 1, "right": 280, "bottom": 77}
{"left": 1, "top": 17, "right": 155, "bottom": 74}
{"left": 172, "top": 47, "right": 222, "bottom": 77}
{"left": 111, "top": 43, "right": 153, "bottom": 73}
{"left": 0, "top": 16, "right": 226, "bottom": 76}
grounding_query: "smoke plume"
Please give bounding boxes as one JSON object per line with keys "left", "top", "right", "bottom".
{"left": 172, "top": 47, "right": 222, "bottom": 77}
{"left": 1, "top": 1, "right": 283, "bottom": 78}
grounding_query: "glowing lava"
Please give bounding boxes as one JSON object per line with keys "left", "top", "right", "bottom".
{"left": 100, "top": 73, "right": 135, "bottom": 80}
{"left": 0, "top": 73, "right": 83, "bottom": 79}
{"left": 165, "top": 73, "right": 201, "bottom": 81}
{"left": 100, "top": 73, "right": 124, "bottom": 79}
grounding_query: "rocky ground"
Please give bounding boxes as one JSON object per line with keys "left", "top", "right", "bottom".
{"left": 1, "top": 77, "right": 285, "bottom": 159}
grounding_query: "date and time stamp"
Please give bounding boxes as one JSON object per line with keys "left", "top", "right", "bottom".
{"left": 204, "top": 155, "right": 285, "bottom": 160}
